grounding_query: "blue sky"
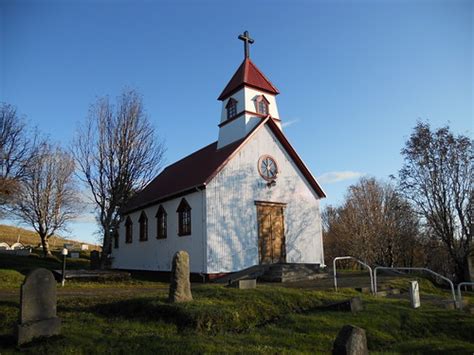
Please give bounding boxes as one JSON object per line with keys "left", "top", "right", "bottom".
{"left": 1, "top": 0, "right": 472, "bottom": 244}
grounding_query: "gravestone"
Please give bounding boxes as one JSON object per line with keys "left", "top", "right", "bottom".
{"left": 229, "top": 279, "right": 257, "bottom": 289}
{"left": 17, "top": 268, "right": 61, "bottom": 345}
{"left": 90, "top": 250, "right": 100, "bottom": 269}
{"left": 169, "top": 250, "right": 193, "bottom": 303}
{"left": 325, "top": 297, "right": 364, "bottom": 313}
{"left": 332, "top": 324, "right": 369, "bottom": 355}
{"left": 409, "top": 281, "right": 420, "bottom": 308}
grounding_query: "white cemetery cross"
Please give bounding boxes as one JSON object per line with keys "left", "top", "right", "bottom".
{"left": 409, "top": 280, "right": 420, "bottom": 308}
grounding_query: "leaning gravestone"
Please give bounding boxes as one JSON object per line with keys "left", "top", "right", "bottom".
{"left": 169, "top": 250, "right": 193, "bottom": 303}
{"left": 332, "top": 325, "right": 369, "bottom": 355}
{"left": 17, "top": 268, "right": 61, "bottom": 345}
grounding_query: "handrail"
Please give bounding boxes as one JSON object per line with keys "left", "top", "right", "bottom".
{"left": 457, "top": 282, "right": 474, "bottom": 310}
{"left": 333, "top": 256, "right": 374, "bottom": 294}
{"left": 374, "top": 267, "right": 457, "bottom": 308}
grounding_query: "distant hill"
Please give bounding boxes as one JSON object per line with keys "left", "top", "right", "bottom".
{"left": 0, "top": 224, "right": 100, "bottom": 251}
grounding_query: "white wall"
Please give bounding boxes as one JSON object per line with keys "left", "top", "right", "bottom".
{"left": 218, "top": 87, "right": 281, "bottom": 149}
{"left": 206, "top": 125, "right": 324, "bottom": 273}
{"left": 111, "top": 190, "right": 207, "bottom": 273}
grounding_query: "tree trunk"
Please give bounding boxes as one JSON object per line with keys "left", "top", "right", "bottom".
{"left": 40, "top": 234, "right": 52, "bottom": 257}
{"left": 100, "top": 228, "right": 112, "bottom": 269}
{"left": 454, "top": 256, "right": 470, "bottom": 283}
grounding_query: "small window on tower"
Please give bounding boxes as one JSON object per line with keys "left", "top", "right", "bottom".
{"left": 255, "top": 95, "right": 270, "bottom": 115}
{"left": 226, "top": 98, "right": 238, "bottom": 119}
{"left": 177, "top": 198, "right": 192, "bottom": 236}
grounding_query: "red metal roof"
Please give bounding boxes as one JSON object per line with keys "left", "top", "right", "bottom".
{"left": 122, "top": 138, "right": 244, "bottom": 213}
{"left": 217, "top": 58, "right": 280, "bottom": 100}
{"left": 122, "top": 117, "right": 325, "bottom": 214}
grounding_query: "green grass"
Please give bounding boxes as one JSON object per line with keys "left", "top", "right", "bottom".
{"left": 1, "top": 283, "right": 473, "bottom": 354}
{"left": 1, "top": 255, "right": 473, "bottom": 353}
{"left": 0, "top": 254, "right": 90, "bottom": 279}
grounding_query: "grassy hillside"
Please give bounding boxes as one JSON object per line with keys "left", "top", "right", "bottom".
{"left": 0, "top": 224, "right": 100, "bottom": 251}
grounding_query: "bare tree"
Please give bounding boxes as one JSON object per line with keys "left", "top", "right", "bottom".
{"left": 12, "top": 142, "right": 78, "bottom": 256}
{"left": 73, "top": 89, "right": 165, "bottom": 267}
{"left": 399, "top": 122, "right": 472, "bottom": 282}
{"left": 0, "top": 103, "right": 32, "bottom": 210}
{"left": 323, "top": 177, "right": 419, "bottom": 267}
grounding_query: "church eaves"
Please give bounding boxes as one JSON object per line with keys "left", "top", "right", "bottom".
{"left": 217, "top": 58, "right": 280, "bottom": 101}
{"left": 121, "top": 116, "right": 325, "bottom": 214}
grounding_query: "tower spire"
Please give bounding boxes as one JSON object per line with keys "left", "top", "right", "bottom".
{"left": 238, "top": 30, "right": 254, "bottom": 59}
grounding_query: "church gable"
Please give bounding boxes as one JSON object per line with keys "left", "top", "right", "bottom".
{"left": 205, "top": 122, "right": 324, "bottom": 273}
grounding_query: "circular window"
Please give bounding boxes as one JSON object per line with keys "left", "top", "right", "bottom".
{"left": 258, "top": 155, "right": 278, "bottom": 181}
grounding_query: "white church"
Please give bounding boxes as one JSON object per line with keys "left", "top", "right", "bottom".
{"left": 111, "top": 32, "right": 326, "bottom": 279}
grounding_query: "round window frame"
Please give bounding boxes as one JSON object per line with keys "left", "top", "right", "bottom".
{"left": 258, "top": 155, "right": 279, "bottom": 181}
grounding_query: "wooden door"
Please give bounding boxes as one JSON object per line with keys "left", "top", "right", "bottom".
{"left": 256, "top": 203, "right": 286, "bottom": 264}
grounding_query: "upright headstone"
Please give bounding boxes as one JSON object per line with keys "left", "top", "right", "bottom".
{"left": 169, "top": 250, "right": 193, "bottom": 303}
{"left": 409, "top": 280, "right": 420, "bottom": 308}
{"left": 17, "top": 268, "right": 61, "bottom": 345}
{"left": 332, "top": 325, "right": 369, "bottom": 355}
{"left": 90, "top": 250, "right": 100, "bottom": 269}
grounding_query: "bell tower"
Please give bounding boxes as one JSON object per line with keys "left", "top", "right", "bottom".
{"left": 217, "top": 31, "right": 281, "bottom": 149}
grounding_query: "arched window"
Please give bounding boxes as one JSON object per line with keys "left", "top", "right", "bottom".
{"left": 113, "top": 229, "right": 119, "bottom": 249}
{"left": 226, "top": 98, "right": 238, "bottom": 119}
{"left": 125, "top": 216, "right": 133, "bottom": 243}
{"left": 156, "top": 205, "right": 167, "bottom": 239}
{"left": 255, "top": 95, "right": 270, "bottom": 115}
{"left": 177, "top": 198, "right": 192, "bottom": 236}
{"left": 139, "top": 211, "right": 148, "bottom": 241}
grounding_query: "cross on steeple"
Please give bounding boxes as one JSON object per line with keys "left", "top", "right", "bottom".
{"left": 238, "top": 31, "right": 254, "bottom": 59}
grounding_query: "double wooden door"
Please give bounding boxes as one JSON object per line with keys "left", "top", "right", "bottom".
{"left": 256, "top": 203, "right": 286, "bottom": 264}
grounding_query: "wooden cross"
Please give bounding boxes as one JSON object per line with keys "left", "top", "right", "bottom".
{"left": 238, "top": 31, "right": 254, "bottom": 59}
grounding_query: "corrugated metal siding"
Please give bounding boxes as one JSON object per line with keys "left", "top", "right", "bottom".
{"left": 206, "top": 125, "right": 324, "bottom": 273}
{"left": 111, "top": 190, "right": 206, "bottom": 273}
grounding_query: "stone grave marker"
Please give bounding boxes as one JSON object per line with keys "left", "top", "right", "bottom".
{"left": 229, "top": 279, "right": 257, "bottom": 289}
{"left": 325, "top": 297, "right": 364, "bottom": 313}
{"left": 409, "top": 280, "right": 420, "bottom": 308}
{"left": 17, "top": 268, "right": 61, "bottom": 345}
{"left": 332, "top": 324, "right": 369, "bottom": 355}
{"left": 169, "top": 250, "right": 193, "bottom": 303}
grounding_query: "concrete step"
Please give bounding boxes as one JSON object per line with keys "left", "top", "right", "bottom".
{"left": 213, "top": 265, "right": 269, "bottom": 284}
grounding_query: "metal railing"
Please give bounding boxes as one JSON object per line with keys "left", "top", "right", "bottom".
{"left": 333, "top": 256, "right": 374, "bottom": 294}
{"left": 374, "top": 267, "right": 457, "bottom": 308}
{"left": 457, "top": 282, "right": 474, "bottom": 310}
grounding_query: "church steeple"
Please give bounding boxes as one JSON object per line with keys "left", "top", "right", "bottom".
{"left": 217, "top": 31, "right": 281, "bottom": 149}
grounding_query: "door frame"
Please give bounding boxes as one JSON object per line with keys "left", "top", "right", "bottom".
{"left": 255, "top": 201, "right": 287, "bottom": 264}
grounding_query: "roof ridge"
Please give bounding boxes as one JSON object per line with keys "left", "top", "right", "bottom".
{"left": 217, "top": 58, "right": 279, "bottom": 100}
{"left": 247, "top": 59, "right": 279, "bottom": 95}
{"left": 163, "top": 141, "right": 217, "bottom": 170}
